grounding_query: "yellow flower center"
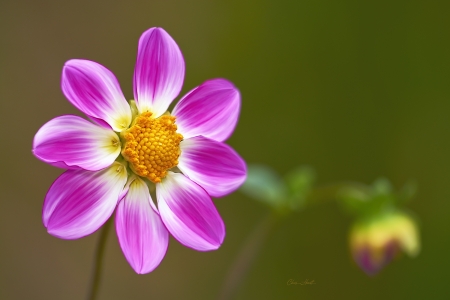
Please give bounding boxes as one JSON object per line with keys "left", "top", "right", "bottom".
{"left": 121, "top": 112, "right": 183, "bottom": 183}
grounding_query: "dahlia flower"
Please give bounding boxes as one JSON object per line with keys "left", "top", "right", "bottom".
{"left": 32, "top": 27, "right": 246, "bottom": 274}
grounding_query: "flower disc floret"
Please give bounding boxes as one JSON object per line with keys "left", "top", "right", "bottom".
{"left": 121, "top": 112, "right": 183, "bottom": 183}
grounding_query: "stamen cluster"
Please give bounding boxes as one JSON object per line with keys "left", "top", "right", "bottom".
{"left": 122, "top": 112, "right": 183, "bottom": 183}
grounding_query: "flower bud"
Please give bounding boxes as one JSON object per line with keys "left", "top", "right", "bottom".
{"left": 349, "top": 211, "right": 420, "bottom": 275}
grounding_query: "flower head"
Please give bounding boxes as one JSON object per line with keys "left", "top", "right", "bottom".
{"left": 33, "top": 27, "right": 246, "bottom": 274}
{"left": 349, "top": 211, "right": 420, "bottom": 275}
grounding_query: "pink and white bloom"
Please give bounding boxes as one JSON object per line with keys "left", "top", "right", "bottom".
{"left": 33, "top": 27, "right": 246, "bottom": 274}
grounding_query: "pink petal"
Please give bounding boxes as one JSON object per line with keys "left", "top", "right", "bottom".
{"left": 178, "top": 136, "right": 247, "bottom": 197}
{"left": 156, "top": 172, "right": 225, "bottom": 251}
{"left": 43, "top": 162, "right": 128, "bottom": 239}
{"left": 172, "top": 79, "right": 241, "bottom": 142}
{"left": 33, "top": 115, "right": 121, "bottom": 171}
{"left": 133, "top": 27, "right": 185, "bottom": 117}
{"left": 116, "top": 177, "right": 169, "bottom": 274}
{"left": 62, "top": 59, "right": 131, "bottom": 132}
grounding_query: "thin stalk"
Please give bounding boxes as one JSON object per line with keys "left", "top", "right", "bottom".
{"left": 218, "top": 212, "right": 279, "bottom": 300}
{"left": 306, "top": 181, "right": 370, "bottom": 205}
{"left": 86, "top": 217, "right": 113, "bottom": 300}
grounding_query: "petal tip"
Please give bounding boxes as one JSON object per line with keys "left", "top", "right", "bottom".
{"left": 134, "top": 27, "right": 185, "bottom": 116}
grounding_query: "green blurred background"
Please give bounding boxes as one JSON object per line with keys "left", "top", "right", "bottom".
{"left": 1, "top": 0, "right": 449, "bottom": 299}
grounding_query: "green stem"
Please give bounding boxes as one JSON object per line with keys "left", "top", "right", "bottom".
{"left": 86, "top": 217, "right": 113, "bottom": 300}
{"left": 306, "top": 181, "right": 370, "bottom": 205}
{"left": 218, "top": 212, "right": 279, "bottom": 300}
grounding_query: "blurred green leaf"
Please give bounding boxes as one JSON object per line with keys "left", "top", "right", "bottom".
{"left": 338, "top": 178, "right": 413, "bottom": 217}
{"left": 367, "top": 178, "right": 396, "bottom": 214}
{"left": 240, "top": 164, "right": 287, "bottom": 208}
{"left": 284, "top": 166, "right": 316, "bottom": 209}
